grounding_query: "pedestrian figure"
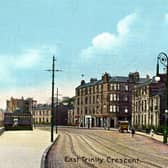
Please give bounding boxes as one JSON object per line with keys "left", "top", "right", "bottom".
{"left": 131, "top": 127, "right": 135, "bottom": 137}
{"left": 150, "top": 128, "right": 154, "bottom": 137}
{"left": 104, "top": 122, "right": 106, "bottom": 130}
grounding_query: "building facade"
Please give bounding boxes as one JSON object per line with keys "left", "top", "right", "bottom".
{"left": 32, "top": 104, "right": 51, "bottom": 124}
{"left": 75, "top": 72, "right": 148, "bottom": 128}
{"left": 32, "top": 103, "right": 70, "bottom": 125}
{"left": 132, "top": 75, "right": 166, "bottom": 129}
{"left": 6, "top": 97, "right": 36, "bottom": 113}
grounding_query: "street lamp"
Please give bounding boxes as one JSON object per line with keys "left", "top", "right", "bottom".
{"left": 125, "top": 108, "right": 128, "bottom": 121}
{"left": 164, "top": 109, "right": 168, "bottom": 142}
{"left": 156, "top": 52, "right": 168, "bottom": 144}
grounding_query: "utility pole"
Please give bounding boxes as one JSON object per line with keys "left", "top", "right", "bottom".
{"left": 56, "top": 88, "right": 58, "bottom": 134}
{"left": 46, "top": 55, "right": 62, "bottom": 142}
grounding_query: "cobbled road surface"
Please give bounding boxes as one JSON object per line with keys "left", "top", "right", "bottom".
{"left": 46, "top": 127, "right": 168, "bottom": 168}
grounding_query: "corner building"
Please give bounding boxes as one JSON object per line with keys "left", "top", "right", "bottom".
{"left": 132, "top": 74, "right": 166, "bottom": 129}
{"left": 75, "top": 72, "right": 148, "bottom": 128}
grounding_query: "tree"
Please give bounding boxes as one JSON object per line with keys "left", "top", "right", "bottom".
{"left": 61, "top": 96, "right": 75, "bottom": 106}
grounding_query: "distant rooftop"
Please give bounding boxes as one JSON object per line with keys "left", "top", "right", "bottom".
{"left": 76, "top": 72, "right": 150, "bottom": 89}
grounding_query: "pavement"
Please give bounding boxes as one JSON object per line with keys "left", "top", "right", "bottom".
{"left": 110, "top": 127, "right": 166, "bottom": 144}
{"left": 135, "top": 131, "right": 165, "bottom": 143}
{"left": 76, "top": 126, "right": 166, "bottom": 144}
{"left": 0, "top": 128, "right": 58, "bottom": 168}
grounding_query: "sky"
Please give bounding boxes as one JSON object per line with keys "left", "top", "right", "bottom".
{"left": 0, "top": 0, "right": 168, "bottom": 109}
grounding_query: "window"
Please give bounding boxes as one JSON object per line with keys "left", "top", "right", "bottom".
{"left": 110, "top": 105, "right": 119, "bottom": 112}
{"left": 89, "top": 96, "right": 91, "bottom": 104}
{"left": 80, "top": 89, "right": 83, "bottom": 95}
{"left": 94, "top": 86, "right": 97, "bottom": 93}
{"left": 89, "top": 88, "right": 91, "bottom": 94}
{"left": 76, "top": 90, "right": 80, "bottom": 96}
{"left": 110, "top": 94, "right": 119, "bottom": 101}
{"left": 124, "top": 96, "right": 128, "bottom": 101}
{"left": 117, "top": 106, "right": 119, "bottom": 112}
{"left": 85, "top": 108, "right": 88, "bottom": 114}
{"left": 85, "top": 97, "right": 88, "bottom": 104}
{"left": 77, "top": 98, "right": 79, "bottom": 105}
{"left": 99, "top": 85, "right": 102, "bottom": 92}
{"left": 125, "top": 85, "right": 129, "bottom": 91}
{"left": 110, "top": 105, "right": 113, "bottom": 112}
{"left": 93, "top": 87, "right": 95, "bottom": 93}
{"left": 110, "top": 83, "right": 120, "bottom": 91}
{"left": 93, "top": 96, "right": 95, "bottom": 104}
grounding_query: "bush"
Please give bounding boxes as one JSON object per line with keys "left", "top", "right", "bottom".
{"left": 156, "top": 125, "right": 164, "bottom": 133}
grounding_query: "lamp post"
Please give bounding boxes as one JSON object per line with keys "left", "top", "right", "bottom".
{"left": 125, "top": 108, "right": 128, "bottom": 121}
{"left": 156, "top": 52, "right": 168, "bottom": 143}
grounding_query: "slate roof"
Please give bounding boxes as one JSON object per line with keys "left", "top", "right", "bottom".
{"left": 76, "top": 75, "right": 149, "bottom": 89}
{"left": 135, "top": 77, "right": 159, "bottom": 88}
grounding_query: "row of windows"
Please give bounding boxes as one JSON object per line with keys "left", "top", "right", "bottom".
{"left": 135, "top": 100, "right": 147, "bottom": 112}
{"left": 34, "top": 110, "right": 50, "bottom": 116}
{"left": 110, "top": 106, "right": 128, "bottom": 113}
{"left": 133, "top": 114, "right": 158, "bottom": 126}
{"left": 135, "top": 97, "right": 159, "bottom": 113}
{"left": 135, "top": 86, "right": 148, "bottom": 97}
{"left": 35, "top": 117, "right": 50, "bottom": 123}
{"left": 110, "top": 105, "right": 119, "bottom": 112}
{"left": 77, "top": 94, "right": 129, "bottom": 105}
{"left": 76, "top": 106, "right": 129, "bottom": 114}
{"left": 77, "top": 84, "right": 129, "bottom": 96}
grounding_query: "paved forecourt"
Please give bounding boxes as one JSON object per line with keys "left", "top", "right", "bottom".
{"left": 0, "top": 128, "right": 56, "bottom": 168}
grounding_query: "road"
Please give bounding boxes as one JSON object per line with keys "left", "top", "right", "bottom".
{"left": 0, "top": 128, "right": 55, "bottom": 168}
{"left": 47, "top": 128, "right": 168, "bottom": 168}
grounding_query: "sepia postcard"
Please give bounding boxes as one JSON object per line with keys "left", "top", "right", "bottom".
{"left": 0, "top": 1, "right": 168, "bottom": 168}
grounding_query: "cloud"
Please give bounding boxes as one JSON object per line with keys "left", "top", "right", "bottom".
{"left": 81, "top": 13, "right": 137, "bottom": 59}
{"left": 0, "top": 46, "right": 58, "bottom": 82}
{"left": 15, "top": 46, "right": 58, "bottom": 68}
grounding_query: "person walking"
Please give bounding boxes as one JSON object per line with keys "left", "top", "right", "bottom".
{"left": 131, "top": 127, "right": 135, "bottom": 137}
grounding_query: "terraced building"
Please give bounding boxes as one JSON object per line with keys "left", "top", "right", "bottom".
{"left": 74, "top": 72, "right": 148, "bottom": 128}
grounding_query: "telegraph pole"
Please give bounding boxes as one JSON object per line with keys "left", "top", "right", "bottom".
{"left": 56, "top": 88, "right": 58, "bottom": 134}
{"left": 46, "top": 55, "right": 62, "bottom": 142}
{"left": 51, "top": 56, "right": 55, "bottom": 142}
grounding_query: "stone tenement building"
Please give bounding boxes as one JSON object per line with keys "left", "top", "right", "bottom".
{"left": 32, "top": 104, "right": 51, "bottom": 124}
{"left": 132, "top": 74, "right": 166, "bottom": 129}
{"left": 32, "top": 103, "right": 71, "bottom": 125}
{"left": 74, "top": 72, "right": 148, "bottom": 128}
{"left": 6, "top": 97, "right": 36, "bottom": 113}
